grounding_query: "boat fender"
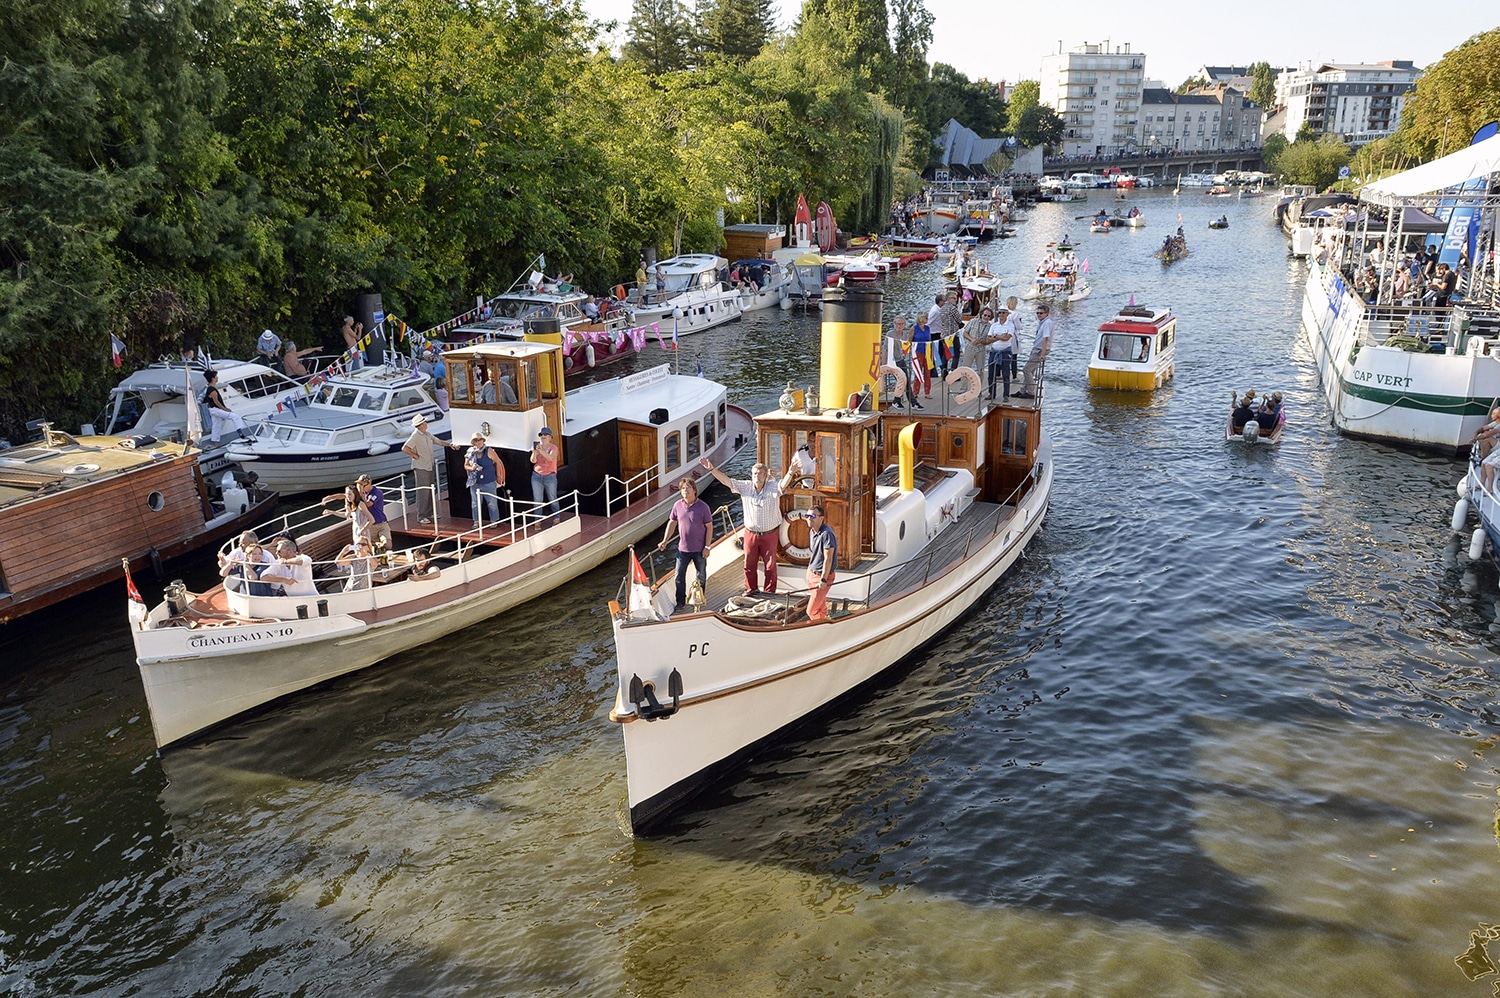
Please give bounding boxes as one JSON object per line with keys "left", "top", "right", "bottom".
{"left": 1457, "top": 478, "right": 1472, "bottom": 499}
{"left": 148, "top": 547, "right": 164, "bottom": 580}
{"left": 779, "top": 508, "right": 812, "bottom": 564}
{"left": 585, "top": 343, "right": 596, "bottom": 368}
{"left": 946, "top": 366, "right": 982, "bottom": 405}
{"left": 876, "top": 364, "right": 907, "bottom": 402}
{"left": 1242, "top": 421, "right": 1261, "bottom": 443}
{"left": 1471, "top": 527, "right": 1487, "bottom": 561}
{"left": 367, "top": 440, "right": 391, "bottom": 456}
{"left": 1453, "top": 497, "right": 1470, "bottom": 533}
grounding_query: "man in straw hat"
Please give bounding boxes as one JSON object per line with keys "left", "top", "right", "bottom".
{"left": 401, "top": 413, "right": 440, "bottom": 523}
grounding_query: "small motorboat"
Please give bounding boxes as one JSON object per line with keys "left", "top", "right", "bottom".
{"left": 1089, "top": 219, "right": 1111, "bottom": 234}
{"left": 1088, "top": 304, "right": 1176, "bottom": 390}
{"left": 1226, "top": 391, "right": 1285, "bottom": 444}
{"left": 1209, "top": 217, "right": 1230, "bottom": 229}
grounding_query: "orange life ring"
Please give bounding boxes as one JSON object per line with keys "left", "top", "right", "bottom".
{"left": 946, "top": 366, "right": 982, "bottom": 405}
{"left": 778, "top": 508, "right": 812, "bottom": 564}
{"left": 876, "top": 363, "right": 907, "bottom": 403}
{"left": 614, "top": 284, "right": 627, "bottom": 301}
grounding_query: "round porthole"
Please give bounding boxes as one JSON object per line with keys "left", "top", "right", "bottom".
{"left": 62, "top": 463, "right": 100, "bottom": 475}
{"left": 951, "top": 435, "right": 964, "bottom": 452}
{"left": 899, "top": 521, "right": 906, "bottom": 540}
{"left": 147, "top": 491, "right": 166, "bottom": 512}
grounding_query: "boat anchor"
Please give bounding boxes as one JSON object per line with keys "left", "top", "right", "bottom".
{"left": 629, "top": 669, "right": 683, "bottom": 721}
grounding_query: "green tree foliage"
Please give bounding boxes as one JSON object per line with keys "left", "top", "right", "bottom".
{"left": 885, "top": 0, "right": 933, "bottom": 115}
{"left": 1176, "top": 75, "right": 1208, "bottom": 95}
{"left": 924, "top": 64, "right": 1005, "bottom": 139}
{"left": 694, "top": 0, "right": 776, "bottom": 63}
{"left": 626, "top": 0, "right": 693, "bottom": 74}
{"left": 1276, "top": 134, "right": 1350, "bottom": 190}
{"left": 0, "top": 0, "right": 927, "bottom": 439}
{"left": 0, "top": 0, "right": 260, "bottom": 433}
{"left": 1394, "top": 28, "right": 1500, "bottom": 160}
{"left": 1013, "top": 103, "right": 1064, "bottom": 150}
{"left": 1248, "top": 61, "right": 1277, "bottom": 110}
{"left": 1262, "top": 132, "right": 1289, "bottom": 171}
{"left": 1006, "top": 80, "right": 1040, "bottom": 135}
{"left": 796, "top": 0, "right": 891, "bottom": 86}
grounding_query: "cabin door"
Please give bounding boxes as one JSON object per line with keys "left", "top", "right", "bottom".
{"left": 617, "top": 422, "right": 659, "bottom": 505}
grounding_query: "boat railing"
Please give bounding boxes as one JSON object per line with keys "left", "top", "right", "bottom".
{"left": 602, "top": 464, "right": 659, "bottom": 516}
{"left": 618, "top": 461, "right": 1045, "bottom": 625}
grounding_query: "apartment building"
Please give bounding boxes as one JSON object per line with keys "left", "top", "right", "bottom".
{"left": 1039, "top": 41, "right": 1145, "bottom": 157}
{"left": 1275, "top": 61, "right": 1422, "bottom": 144}
{"left": 1137, "top": 88, "right": 1264, "bottom": 153}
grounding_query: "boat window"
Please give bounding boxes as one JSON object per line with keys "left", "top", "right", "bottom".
{"left": 301, "top": 430, "right": 330, "bottom": 446}
{"left": 357, "top": 391, "right": 385, "bottom": 412}
{"left": 1001, "top": 416, "right": 1029, "bottom": 456}
{"left": 1099, "top": 333, "right": 1145, "bottom": 362}
{"left": 686, "top": 424, "right": 701, "bottom": 460}
{"left": 389, "top": 388, "right": 426, "bottom": 410}
{"left": 558, "top": 304, "right": 581, "bottom": 322}
{"left": 763, "top": 433, "right": 785, "bottom": 477}
{"left": 1135, "top": 337, "right": 1151, "bottom": 362}
{"left": 274, "top": 425, "right": 298, "bottom": 442}
{"left": 329, "top": 386, "right": 360, "bottom": 408}
{"left": 332, "top": 428, "right": 365, "bottom": 444}
{"left": 814, "top": 433, "right": 839, "bottom": 490}
{"left": 519, "top": 358, "right": 540, "bottom": 405}
{"left": 665, "top": 431, "right": 681, "bottom": 470}
{"left": 703, "top": 414, "right": 715, "bottom": 449}
{"left": 449, "top": 360, "right": 471, "bottom": 404}
{"left": 718, "top": 402, "right": 726, "bottom": 435}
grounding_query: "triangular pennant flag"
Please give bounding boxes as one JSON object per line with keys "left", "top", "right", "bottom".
{"left": 630, "top": 547, "right": 650, "bottom": 585}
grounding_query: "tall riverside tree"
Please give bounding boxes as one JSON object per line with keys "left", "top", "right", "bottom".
{"left": 694, "top": 0, "right": 775, "bottom": 63}
{"left": 1006, "top": 80, "right": 1040, "bottom": 135}
{"left": 797, "top": 0, "right": 891, "bottom": 85}
{"left": 0, "top": 0, "right": 259, "bottom": 435}
{"left": 885, "top": 0, "right": 933, "bottom": 114}
{"left": 1248, "top": 61, "right": 1277, "bottom": 110}
{"left": 1394, "top": 28, "right": 1500, "bottom": 160}
{"left": 625, "top": 0, "right": 693, "bottom": 74}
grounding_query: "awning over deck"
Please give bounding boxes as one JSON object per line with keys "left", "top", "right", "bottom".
{"left": 1363, "top": 134, "right": 1500, "bottom": 198}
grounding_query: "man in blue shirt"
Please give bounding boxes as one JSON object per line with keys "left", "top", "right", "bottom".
{"left": 357, "top": 474, "right": 391, "bottom": 552}
{"left": 805, "top": 504, "right": 837, "bottom": 621}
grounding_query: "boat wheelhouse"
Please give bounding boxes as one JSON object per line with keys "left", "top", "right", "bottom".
{"left": 1087, "top": 305, "right": 1177, "bottom": 390}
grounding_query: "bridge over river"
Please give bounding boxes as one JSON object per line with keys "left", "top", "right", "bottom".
{"left": 1043, "top": 148, "right": 1266, "bottom": 181}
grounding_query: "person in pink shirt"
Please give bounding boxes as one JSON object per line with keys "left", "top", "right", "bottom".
{"left": 655, "top": 478, "right": 714, "bottom": 613}
{"left": 531, "top": 427, "right": 561, "bottom": 522}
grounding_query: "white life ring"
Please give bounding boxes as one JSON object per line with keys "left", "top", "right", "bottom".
{"left": 876, "top": 363, "right": 907, "bottom": 402}
{"left": 585, "top": 343, "right": 596, "bottom": 368}
{"left": 946, "top": 366, "right": 982, "bottom": 405}
{"left": 779, "top": 508, "right": 812, "bottom": 564}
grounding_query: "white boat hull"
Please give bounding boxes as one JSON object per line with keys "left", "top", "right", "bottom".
{"left": 226, "top": 446, "right": 425, "bottom": 494}
{"left": 613, "top": 438, "right": 1053, "bottom": 832}
{"left": 1301, "top": 258, "right": 1500, "bottom": 454}
{"left": 630, "top": 287, "right": 744, "bottom": 334}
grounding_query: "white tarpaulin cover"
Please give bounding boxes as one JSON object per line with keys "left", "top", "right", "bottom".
{"left": 1363, "top": 133, "right": 1500, "bottom": 197}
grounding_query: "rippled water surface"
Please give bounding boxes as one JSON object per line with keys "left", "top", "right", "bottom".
{"left": 5, "top": 190, "right": 1500, "bottom": 997}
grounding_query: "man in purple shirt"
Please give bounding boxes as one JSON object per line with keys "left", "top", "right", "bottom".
{"left": 656, "top": 478, "right": 714, "bottom": 613}
{"left": 357, "top": 474, "right": 391, "bottom": 553}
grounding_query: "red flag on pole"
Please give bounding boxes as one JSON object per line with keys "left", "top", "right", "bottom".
{"left": 629, "top": 548, "right": 650, "bottom": 585}
{"left": 123, "top": 558, "right": 148, "bottom": 623}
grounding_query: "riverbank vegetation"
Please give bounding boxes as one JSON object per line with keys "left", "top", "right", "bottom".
{"left": 0, "top": 0, "right": 1019, "bottom": 439}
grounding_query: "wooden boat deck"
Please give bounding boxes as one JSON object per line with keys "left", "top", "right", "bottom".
{"left": 675, "top": 501, "right": 1011, "bottom": 625}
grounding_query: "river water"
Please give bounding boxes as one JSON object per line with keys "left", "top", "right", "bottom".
{"left": 4, "top": 189, "right": 1500, "bottom": 997}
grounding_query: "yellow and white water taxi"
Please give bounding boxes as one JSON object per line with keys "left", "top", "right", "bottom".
{"left": 1087, "top": 304, "right": 1177, "bottom": 391}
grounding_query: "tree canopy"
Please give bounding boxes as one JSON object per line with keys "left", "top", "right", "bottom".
{"left": 1247, "top": 62, "right": 1276, "bottom": 110}
{"left": 1392, "top": 27, "right": 1500, "bottom": 160}
{"left": 0, "top": 0, "right": 992, "bottom": 438}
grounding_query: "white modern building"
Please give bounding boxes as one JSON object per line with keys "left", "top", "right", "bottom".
{"left": 1275, "top": 61, "right": 1422, "bottom": 144}
{"left": 1039, "top": 41, "right": 1146, "bottom": 157}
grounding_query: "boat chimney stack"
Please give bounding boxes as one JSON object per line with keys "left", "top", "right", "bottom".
{"left": 819, "top": 285, "right": 883, "bottom": 412}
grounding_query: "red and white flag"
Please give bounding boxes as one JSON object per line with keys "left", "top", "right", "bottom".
{"left": 124, "top": 558, "right": 148, "bottom": 624}
{"left": 110, "top": 334, "right": 126, "bottom": 368}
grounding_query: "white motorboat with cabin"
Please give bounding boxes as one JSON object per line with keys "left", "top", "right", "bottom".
{"left": 729, "top": 258, "right": 793, "bottom": 311}
{"left": 224, "top": 365, "right": 450, "bottom": 493}
{"left": 1087, "top": 304, "right": 1177, "bottom": 390}
{"left": 129, "top": 339, "right": 754, "bottom": 748}
{"left": 628, "top": 254, "right": 744, "bottom": 334}
{"left": 1302, "top": 134, "right": 1500, "bottom": 454}
{"left": 102, "top": 359, "right": 303, "bottom": 475}
{"left": 606, "top": 285, "right": 1054, "bottom": 833}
